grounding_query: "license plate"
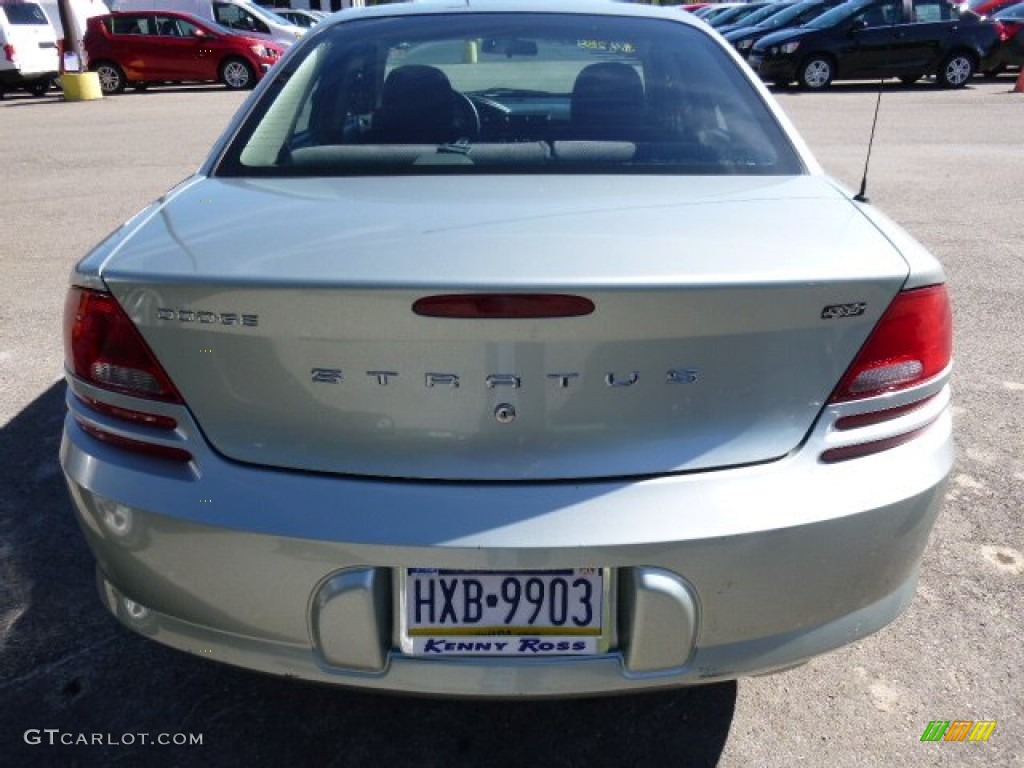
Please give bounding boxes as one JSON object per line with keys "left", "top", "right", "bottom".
{"left": 401, "top": 568, "right": 607, "bottom": 657}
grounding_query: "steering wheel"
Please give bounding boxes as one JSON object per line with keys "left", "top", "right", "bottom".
{"left": 452, "top": 92, "right": 482, "bottom": 141}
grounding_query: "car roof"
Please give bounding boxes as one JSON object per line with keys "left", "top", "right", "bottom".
{"left": 106, "top": 9, "right": 200, "bottom": 19}
{"left": 326, "top": 0, "right": 705, "bottom": 28}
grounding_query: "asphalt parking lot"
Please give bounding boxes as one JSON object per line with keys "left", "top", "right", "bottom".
{"left": 1, "top": 76, "right": 1022, "bottom": 767}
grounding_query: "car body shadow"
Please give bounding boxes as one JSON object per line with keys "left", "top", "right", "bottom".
{"left": 0, "top": 93, "right": 64, "bottom": 108}
{"left": 0, "top": 382, "right": 737, "bottom": 766}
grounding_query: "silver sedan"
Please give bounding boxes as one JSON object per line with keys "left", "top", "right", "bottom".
{"left": 60, "top": 0, "right": 953, "bottom": 697}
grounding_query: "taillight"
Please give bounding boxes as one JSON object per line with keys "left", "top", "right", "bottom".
{"left": 820, "top": 285, "right": 951, "bottom": 463}
{"left": 829, "top": 285, "right": 952, "bottom": 403}
{"left": 64, "top": 288, "right": 190, "bottom": 462}
{"left": 64, "top": 288, "right": 183, "bottom": 402}
{"left": 3, "top": 43, "right": 15, "bottom": 63}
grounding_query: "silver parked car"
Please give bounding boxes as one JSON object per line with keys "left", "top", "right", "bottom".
{"left": 61, "top": 0, "right": 953, "bottom": 697}
{"left": 274, "top": 8, "right": 325, "bottom": 29}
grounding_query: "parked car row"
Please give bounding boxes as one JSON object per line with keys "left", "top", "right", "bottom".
{"left": 85, "top": 10, "right": 286, "bottom": 93}
{"left": 1, "top": 1, "right": 324, "bottom": 97}
{"left": 723, "top": 0, "right": 850, "bottom": 56}
{"left": 6, "top": 0, "right": 1019, "bottom": 99}
{"left": 84, "top": 1, "right": 334, "bottom": 93}
{"left": 110, "top": 0, "right": 305, "bottom": 46}
{"left": 690, "top": 0, "right": 1021, "bottom": 89}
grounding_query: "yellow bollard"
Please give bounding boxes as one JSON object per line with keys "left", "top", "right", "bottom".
{"left": 463, "top": 39, "right": 479, "bottom": 64}
{"left": 61, "top": 72, "right": 103, "bottom": 101}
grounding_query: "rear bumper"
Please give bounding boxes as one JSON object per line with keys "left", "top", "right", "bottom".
{"left": 0, "top": 69, "right": 57, "bottom": 87}
{"left": 983, "top": 45, "right": 1024, "bottom": 71}
{"left": 91, "top": 566, "right": 920, "bottom": 696}
{"left": 61, "top": 399, "right": 953, "bottom": 696}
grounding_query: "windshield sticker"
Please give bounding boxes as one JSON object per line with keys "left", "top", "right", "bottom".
{"left": 576, "top": 39, "right": 637, "bottom": 54}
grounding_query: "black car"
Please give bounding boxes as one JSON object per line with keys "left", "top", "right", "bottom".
{"left": 725, "top": 0, "right": 851, "bottom": 58}
{"left": 716, "top": 1, "right": 795, "bottom": 35}
{"left": 749, "top": 0, "right": 1000, "bottom": 88}
{"left": 695, "top": 4, "right": 744, "bottom": 23}
{"left": 706, "top": 2, "right": 778, "bottom": 28}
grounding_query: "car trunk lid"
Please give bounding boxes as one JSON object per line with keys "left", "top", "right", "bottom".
{"left": 100, "top": 175, "right": 909, "bottom": 480}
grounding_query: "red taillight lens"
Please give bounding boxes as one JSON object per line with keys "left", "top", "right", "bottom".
{"left": 829, "top": 285, "right": 952, "bottom": 403}
{"left": 76, "top": 420, "right": 192, "bottom": 462}
{"left": 833, "top": 394, "right": 938, "bottom": 431}
{"left": 64, "top": 288, "right": 183, "bottom": 402}
{"left": 3, "top": 43, "right": 15, "bottom": 63}
{"left": 819, "top": 424, "right": 935, "bottom": 464}
{"left": 76, "top": 393, "right": 178, "bottom": 430}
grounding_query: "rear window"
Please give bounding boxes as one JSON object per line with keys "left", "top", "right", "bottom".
{"left": 218, "top": 12, "right": 803, "bottom": 177}
{"left": 1, "top": 2, "right": 49, "bottom": 25}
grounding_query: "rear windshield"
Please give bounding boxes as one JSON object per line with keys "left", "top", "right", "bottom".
{"left": 1, "top": 2, "right": 49, "bottom": 25}
{"left": 217, "top": 12, "right": 803, "bottom": 177}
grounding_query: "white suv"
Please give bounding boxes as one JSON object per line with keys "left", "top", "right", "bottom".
{"left": 0, "top": 2, "right": 59, "bottom": 98}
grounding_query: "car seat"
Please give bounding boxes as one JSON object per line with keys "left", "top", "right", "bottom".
{"left": 371, "top": 65, "right": 462, "bottom": 144}
{"left": 570, "top": 61, "right": 646, "bottom": 140}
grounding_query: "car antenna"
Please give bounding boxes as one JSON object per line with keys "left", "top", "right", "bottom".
{"left": 854, "top": 82, "right": 884, "bottom": 203}
{"left": 855, "top": 3, "right": 903, "bottom": 205}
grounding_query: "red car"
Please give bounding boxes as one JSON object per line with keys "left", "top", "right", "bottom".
{"left": 84, "top": 11, "right": 284, "bottom": 94}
